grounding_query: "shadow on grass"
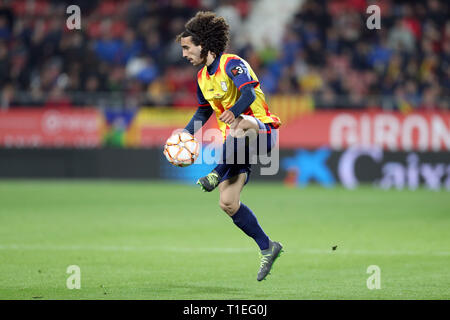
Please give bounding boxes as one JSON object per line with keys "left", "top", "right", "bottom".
{"left": 162, "top": 283, "right": 273, "bottom": 299}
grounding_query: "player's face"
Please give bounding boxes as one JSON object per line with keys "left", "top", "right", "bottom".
{"left": 180, "top": 36, "right": 204, "bottom": 66}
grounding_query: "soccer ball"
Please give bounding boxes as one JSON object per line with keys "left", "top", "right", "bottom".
{"left": 163, "top": 131, "right": 200, "bottom": 167}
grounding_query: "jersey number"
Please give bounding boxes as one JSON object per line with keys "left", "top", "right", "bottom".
{"left": 231, "top": 66, "right": 244, "bottom": 76}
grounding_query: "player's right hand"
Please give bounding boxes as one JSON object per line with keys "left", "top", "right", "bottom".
{"left": 219, "top": 110, "right": 235, "bottom": 124}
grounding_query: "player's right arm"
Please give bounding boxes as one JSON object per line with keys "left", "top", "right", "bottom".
{"left": 184, "top": 84, "right": 213, "bottom": 135}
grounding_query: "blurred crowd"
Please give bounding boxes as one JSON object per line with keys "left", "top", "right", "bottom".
{"left": 274, "top": 0, "right": 450, "bottom": 111}
{"left": 0, "top": 0, "right": 449, "bottom": 111}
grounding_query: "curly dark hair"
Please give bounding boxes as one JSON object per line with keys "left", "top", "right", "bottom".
{"left": 176, "top": 11, "right": 230, "bottom": 59}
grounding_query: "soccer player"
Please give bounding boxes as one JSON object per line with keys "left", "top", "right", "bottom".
{"left": 176, "top": 11, "right": 283, "bottom": 281}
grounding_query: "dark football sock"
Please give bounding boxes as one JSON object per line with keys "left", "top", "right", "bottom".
{"left": 231, "top": 202, "right": 270, "bottom": 251}
{"left": 213, "top": 163, "right": 228, "bottom": 178}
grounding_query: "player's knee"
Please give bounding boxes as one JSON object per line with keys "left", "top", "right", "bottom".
{"left": 229, "top": 117, "right": 245, "bottom": 138}
{"left": 230, "top": 120, "right": 258, "bottom": 140}
{"left": 230, "top": 127, "right": 246, "bottom": 138}
{"left": 230, "top": 116, "right": 259, "bottom": 138}
{"left": 219, "top": 199, "right": 239, "bottom": 216}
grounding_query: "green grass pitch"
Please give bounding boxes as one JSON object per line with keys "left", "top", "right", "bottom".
{"left": 0, "top": 180, "right": 449, "bottom": 300}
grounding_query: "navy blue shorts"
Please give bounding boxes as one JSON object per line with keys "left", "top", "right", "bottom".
{"left": 219, "top": 118, "right": 278, "bottom": 185}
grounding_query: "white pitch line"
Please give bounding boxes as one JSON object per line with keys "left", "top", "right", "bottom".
{"left": 0, "top": 244, "right": 254, "bottom": 253}
{"left": 0, "top": 244, "right": 448, "bottom": 256}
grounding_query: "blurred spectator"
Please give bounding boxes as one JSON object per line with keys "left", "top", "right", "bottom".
{"left": 0, "top": 41, "right": 9, "bottom": 87}
{"left": 1, "top": 83, "right": 16, "bottom": 109}
{"left": 215, "top": 0, "right": 242, "bottom": 50}
{"left": 387, "top": 19, "right": 415, "bottom": 52}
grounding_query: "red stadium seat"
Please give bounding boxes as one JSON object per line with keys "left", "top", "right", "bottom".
{"left": 98, "top": 1, "right": 119, "bottom": 16}
{"left": 87, "top": 20, "right": 102, "bottom": 39}
{"left": 11, "top": 0, "right": 26, "bottom": 16}
{"left": 111, "top": 20, "right": 127, "bottom": 38}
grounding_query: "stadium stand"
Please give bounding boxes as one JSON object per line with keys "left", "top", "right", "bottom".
{"left": 0, "top": 0, "right": 448, "bottom": 111}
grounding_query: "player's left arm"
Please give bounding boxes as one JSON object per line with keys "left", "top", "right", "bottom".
{"left": 219, "top": 59, "right": 258, "bottom": 124}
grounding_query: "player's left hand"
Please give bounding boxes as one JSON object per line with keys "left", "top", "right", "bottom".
{"left": 219, "top": 110, "right": 235, "bottom": 124}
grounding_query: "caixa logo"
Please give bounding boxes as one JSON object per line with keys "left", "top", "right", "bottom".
{"left": 282, "top": 148, "right": 336, "bottom": 187}
{"left": 282, "top": 147, "right": 450, "bottom": 190}
{"left": 338, "top": 147, "right": 450, "bottom": 190}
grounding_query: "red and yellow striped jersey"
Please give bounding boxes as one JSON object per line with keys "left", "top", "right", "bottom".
{"left": 197, "top": 53, "right": 281, "bottom": 140}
